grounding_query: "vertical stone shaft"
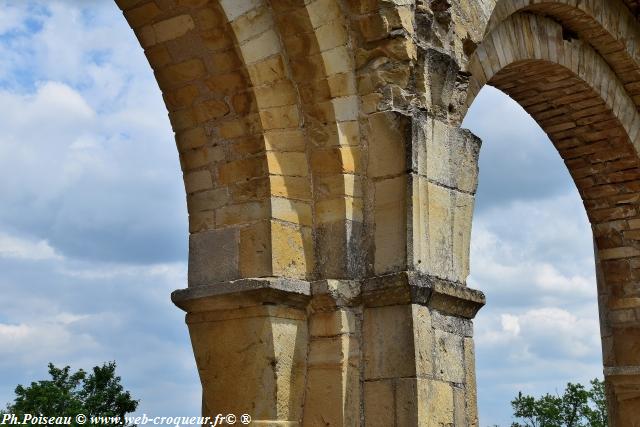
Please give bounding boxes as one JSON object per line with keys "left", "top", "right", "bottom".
{"left": 595, "top": 239, "right": 640, "bottom": 426}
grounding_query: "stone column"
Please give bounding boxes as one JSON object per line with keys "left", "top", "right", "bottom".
{"left": 172, "top": 279, "right": 310, "bottom": 425}
{"left": 302, "top": 280, "right": 362, "bottom": 426}
{"left": 594, "top": 239, "right": 640, "bottom": 426}
{"left": 361, "top": 273, "right": 484, "bottom": 426}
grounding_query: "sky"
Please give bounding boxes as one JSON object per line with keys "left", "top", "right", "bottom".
{"left": 0, "top": 1, "right": 603, "bottom": 426}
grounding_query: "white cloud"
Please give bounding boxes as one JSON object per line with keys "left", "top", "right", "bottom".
{"left": 501, "top": 314, "right": 520, "bottom": 336}
{"left": 0, "top": 317, "right": 99, "bottom": 362}
{"left": 0, "top": 232, "right": 62, "bottom": 260}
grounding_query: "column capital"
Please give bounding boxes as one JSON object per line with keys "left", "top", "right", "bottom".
{"left": 363, "top": 271, "right": 486, "bottom": 319}
{"left": 171, "top": 277, "right": 311, "bottom": 312}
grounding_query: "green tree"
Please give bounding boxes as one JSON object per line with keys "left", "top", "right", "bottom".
{"left": 2, "top": 362, "right": 138, "bottom": 426}
{"left": 511, "top": 379, "right": 608, "bottom": 427}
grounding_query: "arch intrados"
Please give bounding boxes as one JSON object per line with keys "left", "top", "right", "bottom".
{"left": 485, "top": 0, "right": 640, "bottom": 106}
{"left": 466, "top": 13, "right": 640, "bottom": 151}
{"left": 467, "top": 12, "right": 640, "bottom": 232}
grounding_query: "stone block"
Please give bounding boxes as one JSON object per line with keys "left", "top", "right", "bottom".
{"left": 269, "top": 175, "right": 312, "bottom": 200}
{"left": 395, "top": 378, "right": 418, "bottom": 426}
{"left": 311, "top": 147, "right": 361, "bottom": 175}
{"left": 254, "top": 81, "right": 299, "bottom": 109}
{"left": 315, "top": 174, "right": 362, "bottom": 199}
{"left": 240, "top": 29, "right": 281, "bottom": 64}
{"left": 239, "top": 220, "right": 272, "bottom": 277}
{"left": 210, "top": 50, "right": 243, "bottom": 75}
{"left": 184, "top": 170, "right": 213, "bottom": 194}
{"left": 464, "top": 337, "right": 479, "bottom": 427}
{"left": 187, "top": 188, "right": 229, "bottom": 212}
{"left": 266, "top": 152, "right": 309, "bottom": 176}
{"left": 160, "top": 59, "right": 206, "bottom": 85}
{"left": 322, "top": 46, "right": 353, "bottom": 75}
{"left": 189, "top": 211, "right": 215, "bottom": 233}
{"left": 452, "top": 191, "right": 474, "bottom": 283}
{"left": 193, "top": 99, "right": 230, "bottom": 123}
{"left": 434, "top": 329, "right": 465, "bottom": 383}
{"left": 182, "top": 146, "right": 225, "bottom": 170}
{"left": 315, "top": 220, "right": 366, "bottom": 278}
{"left": 230, "top": 7, "right": 273, "bottom": 43}
{"left": 364, "top": 305, "right": 415, "bottom": 379}
{"left": 612, "top": 326, "right": 640, "bottom": 365}
{"left": 271, "top": 220, "right": 313, "bottom": 279}
{"left": 308, "top": 335, "right": 357, "bottom": 367}
{"left": 248, "top": 56, "right": 288, "bottom": 85}
{"left": 302, "top": 367, "right": 345, "bottom": 427}
{"left": 316, "top": 21, "right": 349, "bottom": 52}
{"left": 328, "top": 73, "right": 357, "bottom": 98}
{"left": 206, "top": 72, "right": 246, "bottom": 95}
{"left": 271, "top": 197, "right": 313, "bottom": 226}
{"left": 201, "top": 27, "right": 234, "bottom": 51}
{"left": 154, "top": 15, "right": 195, "bottom": 43}
{"left": 412, "top": 305, "right": 434, "bottom": 377}
{"left": 364, "top": 380, "right": 394, "bottom": 427}
{"left": 165, "top": 84, "right": 199, "bottom": 110}
{"left": 177, "top": 127, "right": 208, "bottom": 151}
{"left": 264, "top": 129, "right": 306, "bottom": 152}
{"left": 218, "top": 157, "right": 268, "bottom": 184}
{"left": 374, "top": 176, "right": 407, "bottom": 274}
{"left": 219, "top": 0, "right": 261, "bottom": 21}
{"left": 426, "top": 183, "right": 454, "bottom": 279}
{"left": 259, "top": 104, "right": 300, "bottom": 129}
{"left": 216, "top": 201, "right": 269, "bottom": 226}
{"left": 309, "top": 309, "right": 357, "bottom": 337}
{"left": 316, "top": 196, "right": 363, "bottom": 223}
{"left": 230, "top": 93, "right": 255, "bottom": 117}
{"left": 418, "top": 379, "right": 454, "bottom": 426}
{"left": 188, "top": 306, "right": 308, "bottom": 422}
{"left": 194, "top": 8, "right": 225, "bottom": 31}
{"left": 368, "top": 111, "right": 408, "bottom": 178}
{"left": 188, "top": 228, "right": 239, "bottom": 286}
{"left": 126, "top": 2, "right": 161, "bottom": 28}
{"left": 229, "top": 178, "right": 269, "bottom": 204}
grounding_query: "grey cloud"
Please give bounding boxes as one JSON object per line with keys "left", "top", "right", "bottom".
{"left": 463, "top": 86, "right": 576, "bottom": 213}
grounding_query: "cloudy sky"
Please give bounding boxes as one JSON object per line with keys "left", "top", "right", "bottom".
{"left": 0, "top": 1, "right": 603, "bottom": 426}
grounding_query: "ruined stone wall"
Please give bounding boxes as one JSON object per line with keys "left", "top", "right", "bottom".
{"left": 114, "top": 0, "right": 640, "bottom": 425}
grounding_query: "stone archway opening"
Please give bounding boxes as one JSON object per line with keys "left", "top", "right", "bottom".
{"left": 463, "top": 84, "right": 603, "bottom": 425}
{"left": 465, "top": 9, "right": 640, "bottom": 425}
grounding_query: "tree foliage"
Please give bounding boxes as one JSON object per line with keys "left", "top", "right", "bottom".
{"left": 2, "top": 362, "right": 138, "bottom": 426}
{"left": 511, "top": 378, "right": 608, "bottom": 427}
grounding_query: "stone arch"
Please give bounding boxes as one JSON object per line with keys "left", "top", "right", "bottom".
{"left": 113, "top": 0, "right": 370, "bottom": 424}
{"left": 116, "top": 0, "right": 372, "bottom": 285}
{"left": 480, "top": 0, "right": 640, "bottom": 122}
{"left": 466, "top": 10, "right": 640, "bottom": 424}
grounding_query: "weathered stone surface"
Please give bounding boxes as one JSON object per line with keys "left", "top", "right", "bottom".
{"left": 363, "top": 271, "right": 486, "bottom": 319}
{"left": 172, "top": 277, "right": 311, "bottom": 312}
{"left": 188, "top": 229, "right": 239, "bottom": 286}
{"left": 187, "top": 305, "right": 308, "bottom": 423}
